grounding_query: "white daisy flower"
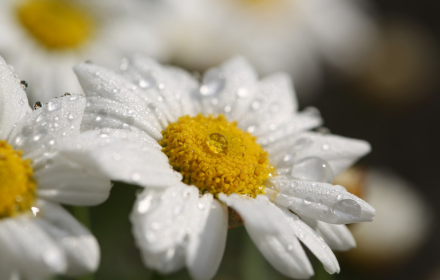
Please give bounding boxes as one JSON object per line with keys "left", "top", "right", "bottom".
{"left": 152, "top": 0, "right": 377, "bottom": 94}
{"left": 70, "top": 55, "right": 375, "bottom": 279}
{"left": 0, "top": 0, "right": 167, "bottom": 105}
{"left": 0, "top": 56, "right": 114, "bottom": 279}
{"left": 337, "top": 168, "right": 431, "bottom": 269}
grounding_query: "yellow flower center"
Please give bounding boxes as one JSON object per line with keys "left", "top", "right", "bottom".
{"left": 160, "top": 114, "right": 275, "bottom": 197}
{"left": 0, "top": 140, "right": 36, "bottom": 219}
{"left": 16, "top": 0, "right": 93, "bottom": 50}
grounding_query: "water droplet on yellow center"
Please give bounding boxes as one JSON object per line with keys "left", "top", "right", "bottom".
{"left": 0, "top": 140, "right": 36, "bottom": 219}
{"left": 207, "top": 133, "right": 228, "bottom": 154}
{"left": 160, "top": 114, "right": 276, "bottom": 197}
{"left": 16, "top": 0, "right": 93, "bottom": 50}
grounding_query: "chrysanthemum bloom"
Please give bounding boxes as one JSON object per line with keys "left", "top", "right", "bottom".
{"left": 0, "top": 56, "right": 116, "bottom": 279}
{"left": 72, "top": 55, "right": 375, "bottom": 279}
{"left": 0, "top": 0, "right": 167, "bottom": 104}
{"left": 151, "top": 0, "right": 376, "bottom": 94}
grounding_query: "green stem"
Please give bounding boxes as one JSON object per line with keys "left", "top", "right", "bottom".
{"left": 73, "top": 206, "right": 91, "bottom": 229}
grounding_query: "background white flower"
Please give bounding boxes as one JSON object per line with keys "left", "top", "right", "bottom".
{"left": 150, "top": 0, "right": 377, "bottom": 96}
{"left": 336, "top": 168, "right": 432, "bottom": 270}
{"left": 68, "top": 55, "right": 375, "bottom": 279}
{"left": 0, "top": 0, "right": 168, "bottom": 105}
{"left": 0, "top": 56, "right": 113, "bottom": 279}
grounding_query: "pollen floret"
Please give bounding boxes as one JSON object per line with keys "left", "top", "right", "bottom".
{"left": 0, "top": 140, "right": 36, "bottom": 218}
{"left": 16, "top": 0, "right": 93, "bottom": 49}
{"left": 160, "top": 114, "right": 275, "bottom": 197}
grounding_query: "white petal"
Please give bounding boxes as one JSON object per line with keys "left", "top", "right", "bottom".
{"left": 268, "top": 132, "right": 370, "bottom": 175}
{"left": 130, "top": 183, "right": 221, "bottom": 275}
{"left": 268, "top": 176, "right": 376, "bottom": 224}
{"left": 57, "top": 129, "right": 182, "bottom": 188}
{"left": 280, "top": 208, "right": 340, "bottom": 274}
{"left": 259, "top": 109, "right": 323, "bottom": 147}
{"left": 0, "top": 216, "right": 67, "bottom": 279}
{"left": 0, "top": 56, "right": 31, "bottom": 139}
{"left": 7, "top": 94, "right": 86, "bottom": 162}
{"left": 0, "top": 241, "right": 15, "bottom": 280}
{"left": 35, "top": 200, "right": 100, "bottom": 276}
{"left": 237, "top": 73, "right": 298, "bottom": 137}
{"left": 219, "top": 194, "right": 314, "bottom": 279}
{"left": 34, "top": 153, "right": 111, "bottom": 206}
{"left": 73, "top": 63, "right": 162, "bottom": 140}
{"left": 197, "top": 56, "right": 258, "bottom": 117}
{"left": 81, "top": 96, "right": 164, "bottom": 134}
{"left": 300, "top": 216, "right": 356, "bottom": 251}
{"left": 187, "top": 199, "right": 228, "bottom": 280}
{"left": 120, "top": 54, "right": 199, "bottom": 119}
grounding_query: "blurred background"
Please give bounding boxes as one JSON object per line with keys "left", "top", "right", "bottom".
{"left": 2, "top": 0, "right": 439, "bottom": 279}
{"left": 84, "top": 0, "right": 440, "bottom": 279}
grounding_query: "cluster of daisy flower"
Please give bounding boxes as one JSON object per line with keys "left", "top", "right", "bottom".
{"left": 0, "top": 53, "right": 375, "bottom": 279}
{"left": 0, "top": 0, "right": 379, "bottom": 279}
{"left": 0, "top": 0, "right": 376, "bottom": 104}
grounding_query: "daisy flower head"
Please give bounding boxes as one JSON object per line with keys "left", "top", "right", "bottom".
{"left": 0, "top": 0, "right": 167, "bottom": 105}
{"left": 72, "top": 55, "right": 375, "bottom": 279}
{"left": 0, "top": 56, "right": 114, "bottom": 279}
{"left": 152, "top": 0, "right": 377, "bottom": 94}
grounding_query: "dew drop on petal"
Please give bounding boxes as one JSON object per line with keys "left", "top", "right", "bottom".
{"left": 31, "top": 207, "right": 40, "bottom": 216}
{"left": 20, "top": 80, "right": 28, "bottom": 89}
{"left": 251, "top": 100, "right": 261, "bottom": 111}
{"left": 131, "top": 173, "right": 141, "bottom": 182}
{"left": 137, "top": 196, "right": 152, "bottom": 213}
{"left": 150, "top": 222, "right": 160, "bottom": 230}
{"left": 199, "top": 68, "right": 226, "bottom": 97}
{"left": 138, "top": 73, "right": 156, "bottom": 89}
{"left": 119, "top": 57, "right": 129, "bottom": 71}
{"left": 21, "top": 125, "right": 33, "bottom": 136}
{"left": 173, "top": 205, "right": 182, "bottom": 215}
{"left": 236, "top": 87, "right": 248, "bottom": 98}
{"left": 33, "top": 129, "right": 47, "bottom": 142}
{"left": 47, "top": 99, "right": 61, "bottom": 111}
{"left": 283, "top": 153, "right": 294, "bottom": 162}
{"left": 33, "top": 101, "right": 42, "bottom": 110}
{"left": 125, "top": 116, "right": 135, "bottom": 125}
{"left": 294, "top": 137, "right": 313, "bottom": 151}
{"left": 332, "top": 199, "right": 362, "bottom": 220}
{"left": 303, "top": 107, "right": 321, "bottom": 118}
{"left": 246, "top": 123, "right": 258, "bottom": 134}
{"left": 291, "top": 157, "right": 334, "bottom": 183}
